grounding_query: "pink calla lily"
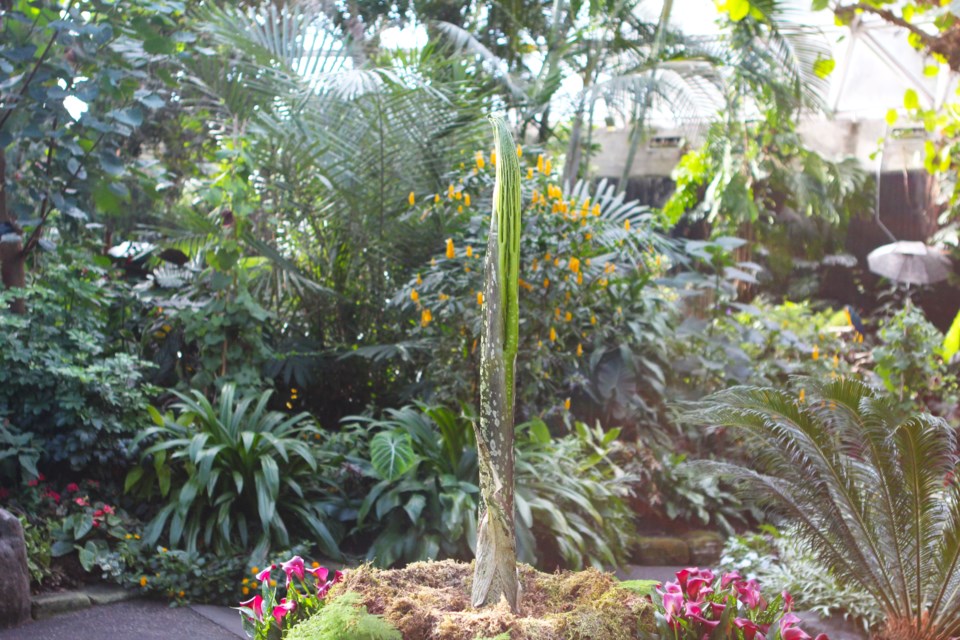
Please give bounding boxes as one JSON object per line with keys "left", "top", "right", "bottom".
{"left": 256, "top": 565, "right": 275, "bottom": 582}
{"left": 272, "top": 598, "right": 296, "bottom": 626}
{"left": 280, "top": 556, "right": 305, "bottom": 587}
{"left": 239, "top": 594, "right": 265, "bottom": 622}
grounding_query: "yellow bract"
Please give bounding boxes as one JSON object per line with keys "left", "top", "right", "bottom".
{"left": 421, "top": 309, "right": 433, "bottom": 327}
{"left": 408, "top": 191, "right": 415, "bottom": 206}
{"left": 446, "top": 238, "right": 455, "bottom": 259}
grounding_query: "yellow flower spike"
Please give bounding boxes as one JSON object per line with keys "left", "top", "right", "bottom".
{"left": 465, "top": 266, "right": 471, "bottom": 273}
{"left": 590, "top": 315, "right": 597, "bottom": 325}
{"left": 599, "top": 278, "right": 608, "bottom": 287}
{"left": 532, "top": 258, "right": 539, "bottom": 271}
{"left": 569, "top": 257, "right": 581, "bottom": 274}
{"left": 411, "top": 289, "right": 419, "bottom": 303}
{"left": 554, "top": 257, "right": 560, "bottom": 267}
{"left": 531, "top": 189, "right": 539, "bottom": 204}
{"left": 799, "top": 388, "right": 805, "bottom": 403}
{"left": 564, "top": 311, "right": 572, "bottom": 322}
{"left": 576, "top": 343, "right": 583, "bottom": 357}
{"left": 140, "top": 576, "right": 148, "bottom": 587}
{"left": 555, "top": 307, "right": 561, "bottom": 319}
{"left": 458, "top": 205, "right": 463, "bottom": 213}
{"left": 516, "top": 144, "right": 523, "bottom": 158}
{"left": 543, "top": 277, "right": 550, "bottom": 289}
{"left": 833, "top": 354, "right": 839, "bottom": 368}
{"left": 624, "top": 219, "right": 631, "bottom": 231}
{"left": 466, "top": 245, "right": 473, "bottom": 258}
{"left": 585, "top": 232, "right": 592, "bottom": 241}
{"left": 408, "top": 191, "right": 415, "bottom": 206}
{"left": 565, "top": 291, "right": 571, "bottom": 302}
{"left": 537, "top": 154, "right": 544, "bottom": 172}
{"left": 434, "top": 193, "right": 440, "bottom": 204}
{"left": 564, "top": 398, "right": 571, "bottom": 411}
{"left": 544, "top": 159, "right": 552, "bottom": 175}
{"left": 464, "top": 193, "right": 471, "bottom": 207}
{"left": 454, "top": 190, "right": 462, "bottom": 201}
{"left": 527, "top": 167, "right": 534, "bottom": 180}
{"left": 655, "top": 255, "right": 662, "bottom": 268}
{"left": 475, "top": 151, "right": 485, "bottom": 170}
{"left": 577, "top": 272, "right": 583, "bottom": 285}
{"left": 592, "top": 204, "right": 601, "bottom": 216}
{"left": 421, "top": 309, "right": 433, "bottom": 327}
{"left": 550, "top": 327, "right": 557, "bottom": 341}
{"left": 584, "top": 258, "right": 591, "bottom": 267}
{"left": 477, "top": 292, "right": 484, "bottom": 305}
{"left": 447, "top": 184, "right": 455, "bottom": 199}
{"left": 473, "top": 167, "right": 478, "bottom": 175}
{"left": 439, "top": 293, "right": 449, "bottom": 301}
{"left": 446, "top": 238, "right": 455, "bottom": 259}
{"left": 519, "top": 278, "right": 533, "bottom": 291}
{"left": 416, "top": 273, "right": 423, "bottom": 286}
{"left": 812, "top": 345, "right": 820, "bottom": 361}
{"left": 490, "top": 150, "right": 497, "bottom": 166}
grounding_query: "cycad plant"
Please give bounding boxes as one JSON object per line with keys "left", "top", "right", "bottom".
{"left": 688, "top": 378, "right": 960, "bottom": 640}
{"left": 127, "top": 384, "right": 340, "bottom": 560}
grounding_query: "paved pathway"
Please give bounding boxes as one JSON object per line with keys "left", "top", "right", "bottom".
{"left": 0, "top": 600, "right": 243, "bottom": 640}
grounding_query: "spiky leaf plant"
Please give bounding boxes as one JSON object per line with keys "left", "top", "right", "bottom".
{"left": 472, "top": 116, "right": 522, "bottom": 611}
{"left": 687, "top": 378, "right": 960, "bottom": 640}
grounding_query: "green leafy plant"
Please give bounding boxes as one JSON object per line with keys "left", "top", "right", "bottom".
{"left": 283, "top": 593, "right": 401, "bottom": 640}
{"left": 19, "top": 515, "right": 52, "bottom": 588}
{"left": 126, "top": 384, "right": 340, "bottom": 559}
{"left": 689, "top": 377, "right": 960, "bottom": 639}
{"left": 0, "top": 419, "right": 41, "bottom": 485}
{"left": 0, "top": 269, "right": 156, "bottom": 476}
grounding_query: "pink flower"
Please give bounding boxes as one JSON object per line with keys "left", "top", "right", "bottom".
{"left": 280, "top": 556, "right": 305, "bottom": 588}
{"left": 44, "top": 488, "right": 61, "bottom": 503}
{"left": 255, "top": 565, "right": 275, "bottom": 582}
{"left": 735, "top": 618, "right": 761, "bottom": 640}
{"left": 66, "top": 483, "right": 80, "bottom": 492}
{"left": 685, "top": 576, "right": 713, "bottom": 602}
{"left": 736, "top": 578, "right": 766, "bottom": 609}
{"left": 306, "top": 565, "right": 329, "bottom": 582}
{"left": 102, "top": 505, "right": 115, "bottom": 515}
{"left": 239, "top": 594, "right": 265, "bottom": 622}
{"left": 27, "top": 478, "right": 38, "bottom": 487}
{"left": 779, "top": 613, "right": 812, "bottom": 640}
{"left": 75, "top": 496, "right": 89, "bottom": 507}
{"left": 782, "top": 590, "right": 794, "bottom": 612}
{"left": 721, "top": 571, "right": 742, "bottom": 589}
{"left": 675, "top": 567, "right": 699, "bottom": 592}
{"left": 272, "top": 598, "right": 296, "bottom": 625}
{"left": 38, "top": 473, "right": 45, "bottom": 481}
{"left": 332, "top": 569, "right": 343, "bottom": 584}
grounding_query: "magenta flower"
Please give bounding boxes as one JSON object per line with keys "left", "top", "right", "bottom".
{"left": 66, "top": 482, "right": 80, "bottom": 492}
{"left": 782, "top": 590, "right": 794, "bottom": 612}
{"left": 305, "top": 565, "right": 329, "bottom": 582}
{"left": 779, "top": 613, "right": 812, "bottom": 640}
{"left": 280, "top": 556, "right": 305, "bottom": 588}
{"left": 272, "top": 598, "right": 296, "bottom": 626}
{"left": 721, "top": 571, "right": 742, "bottom": 589}
{"left": 332, "top": 569, "right": 343, "bottom": 584}
{"left": 255, "top": 565, "right": 275, "bottom": 582}
{"left": 239, "top": 594, "right": 265, "bottom": 622}
{"left": 736, "top": 578, "right": 766, "bottom": 609}
{"left": 734, "top": 618, "right": 761, "bottom": 640}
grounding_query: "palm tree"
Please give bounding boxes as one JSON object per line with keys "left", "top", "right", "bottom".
{"left": 688, "top": 377, "right": 960, "bottom": 640}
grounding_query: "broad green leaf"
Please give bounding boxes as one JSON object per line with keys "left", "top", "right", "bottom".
{"left": 370, "top": 430, "right": 416, "bottom": 481}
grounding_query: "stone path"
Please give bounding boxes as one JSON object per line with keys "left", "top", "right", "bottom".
{"left": 0, "top": 600, "right": 243, "bottom": 640}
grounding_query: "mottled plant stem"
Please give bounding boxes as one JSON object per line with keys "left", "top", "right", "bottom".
{"left": 472, "top": 116, "right": 521, "bottom": 612}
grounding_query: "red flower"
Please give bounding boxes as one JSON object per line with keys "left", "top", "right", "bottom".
{"left": 735, "top": 618, "right": 761, "bottom": 640}
{"left": 37, "top": 473, "right": 45, "bottom": 481}
{"left": 27, "top": 478, "right": 38, "bottom": 487}
{"left": 93, "top": 509, "right": 104, "bottom": 518}
{"left": 66, "top": 483, "right": 80, "bottom": 492}
{"left": 102, "top": 505, "right": 115, "bottom": 515}
{"left": 44, "top": 488, "right": 61, "bottom": 503}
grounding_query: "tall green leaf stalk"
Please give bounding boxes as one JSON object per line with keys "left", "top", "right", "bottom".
{"left": 472, "top": 116, "right": 521, "bottom": 611}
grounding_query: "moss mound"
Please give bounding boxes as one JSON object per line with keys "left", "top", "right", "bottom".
{"left": 320, "top": 560, "right": 655, "bottom": 640}
{"left": 287, "top": 593, "right": 402, "bottom": 640}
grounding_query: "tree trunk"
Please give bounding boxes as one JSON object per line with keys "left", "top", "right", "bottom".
{"left": 0, "top": 146, "right": 26, "bottom": 314}
{"left": 472, "top": 116, "right": 521, "bottom": 612}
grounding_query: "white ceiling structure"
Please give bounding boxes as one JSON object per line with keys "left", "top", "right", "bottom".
{"left": 600, "top": 1, "right": 956, "bottom": 176}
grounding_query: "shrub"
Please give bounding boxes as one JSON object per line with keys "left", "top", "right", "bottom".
{"left": 689, "top": 378, "right": 960, "bottom": 639}
{"left": 0, "top": 272, "right": 155, "bottom": 477}
{"left": 283, "top": 593, "right": 401, "bottom": 640}
{"left": 126, "top": 384, "right": 340, "bottom": 559}
{"left": 343, "top": 404, "right": 635, "bottom": 570}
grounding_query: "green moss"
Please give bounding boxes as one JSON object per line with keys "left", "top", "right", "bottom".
{"left": 618, "top": 580, "right": 659, "bottom": 597}
{"left": 286, "top": 593, "right": 402, "bottom": 640}
{"left": 474, "top": 634, "right": 512, "bottom": 640}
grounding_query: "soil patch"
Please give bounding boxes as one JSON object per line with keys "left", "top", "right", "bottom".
{"left": 328, "top": 560, "right": 654, "bottom": 640}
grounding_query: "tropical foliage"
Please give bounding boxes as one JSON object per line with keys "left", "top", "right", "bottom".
{"left": 689, "top": 378, "right": 960, "bottom": 639}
